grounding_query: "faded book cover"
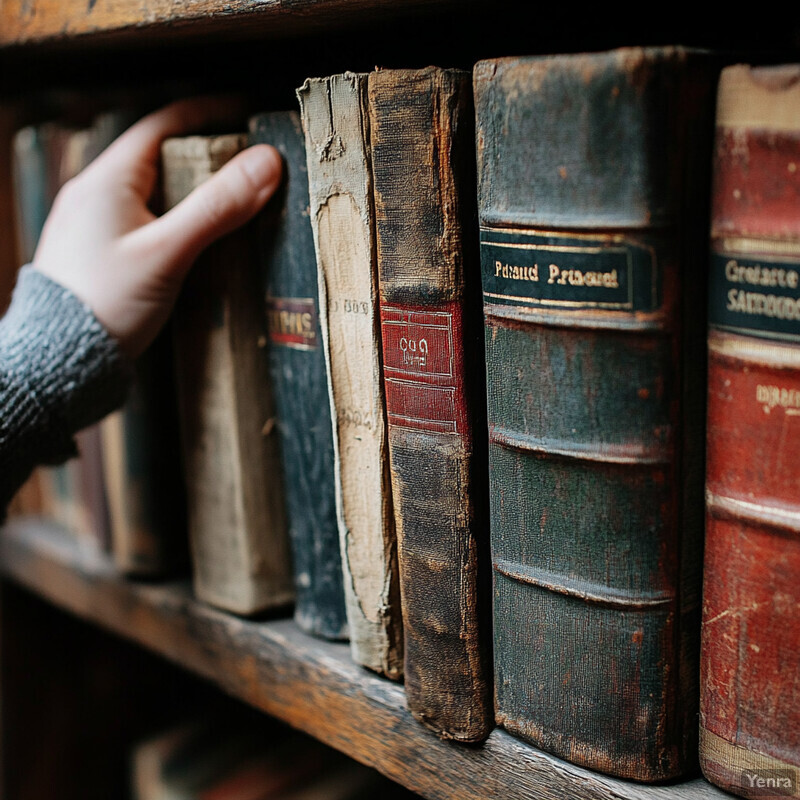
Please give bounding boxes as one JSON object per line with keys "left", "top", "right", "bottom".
{"left": 474, "top": 47, "right": 717, "bottom": 779}
{"left": 369, "top": 66, "right": 492, "bottom": 741}
{"left": 297, "top": 73, "right": 403, "bottom": 678}
{"left": 164, "top": 134, "right": 293, "bottom": 615}
{"left": 700, "top": 63, "right": 800, "bottom": 799}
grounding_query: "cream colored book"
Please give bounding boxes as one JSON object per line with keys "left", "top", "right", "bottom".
{"left": 297, "top": 74, "right": 403, "bottom": 678}
{"left": 162, "top": 134, "right": 293, "bottom": 615}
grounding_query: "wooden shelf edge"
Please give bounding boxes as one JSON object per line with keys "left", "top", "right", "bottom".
{"left": 0, "top": 517, "right": 726, "bottom": 800}
{"left": 0, "top": 0, "right": 464, "bottom": 50}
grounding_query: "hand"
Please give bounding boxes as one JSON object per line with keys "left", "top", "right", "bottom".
{"left": 32, "top": 97, "right": 282, "bottom": 358}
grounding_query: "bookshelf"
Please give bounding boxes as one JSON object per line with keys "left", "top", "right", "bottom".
{"left": 0, "top": 518, "right": 728, "bottom": 800}
{"left": 0, "top": 4, "right": 796, "bottom": 799}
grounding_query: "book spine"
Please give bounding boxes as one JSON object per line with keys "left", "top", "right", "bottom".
{"left": 164, "top": 135, "right": 293, "bottom": 615}
{"left": 297, "top": 73, "right": 403, "bottom": 678}
{"left": 700, "top": 64, "right": 800, "bottom": 796}
{"left": 474, "top": 47, "right": 714, "bottom": 780}
{"left": 368, "top": 67, "right": 492, "bottom": 741}
{"left": 249, "top": 110, "right": 348, "bottom": 641}
{"left": 102, "top": 334, "right": 187, "bottom": 576}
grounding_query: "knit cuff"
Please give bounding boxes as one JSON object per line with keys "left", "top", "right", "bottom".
{"left": 0, "top": 266, "right": 132, "bottom": 470}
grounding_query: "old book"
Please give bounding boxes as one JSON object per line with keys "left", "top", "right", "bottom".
{"left": 163, "top": 134, "right": 293, "bottom": 615}
{"left": 9, "top": 120, "right": 110, "bottom": 542}
{"left": 131, "top": 718, "right": 405, "bottom": 800}
{"left": 131, "top": 720, "right": 308, "bottom": 800}
{"left": 297, "top": 73, "right": 403, "bottom": 677}
{"left": 102, "top": 335, "right": 187, "bottom": 576}
{"left": 368, "top": 67, "right": 492, "bottom": 741}
{"left": 474, "top": 47, "right": 717, "bottom": 780}
{"left": 249, "top": 110, "right": 348, "bottom": 640}
{"left": 700, "top": 64, "right": 800, "bottom": 798}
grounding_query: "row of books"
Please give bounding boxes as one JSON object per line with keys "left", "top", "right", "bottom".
{"left": 8, "top": 48, "right": 800, "bottom": 798}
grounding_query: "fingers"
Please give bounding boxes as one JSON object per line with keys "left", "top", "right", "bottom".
{"left": 129, "top": 144, "right": 283, "bottom": 276}
{"left": 87, "top": 96, "right": 249, "bottom": 198}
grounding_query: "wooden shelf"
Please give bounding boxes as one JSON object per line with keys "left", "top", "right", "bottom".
{"left": 0, "top": 0, "right": 467, "bottom": 49}
{"left": 0, "top": 517, "right": 727, "bottom": 800}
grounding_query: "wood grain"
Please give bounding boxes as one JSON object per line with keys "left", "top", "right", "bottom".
{"left": 0, "top": 0, "right": 462, "bottom": 48}
{"left": 0, "top": 517, "right": 728, "bottom": 800}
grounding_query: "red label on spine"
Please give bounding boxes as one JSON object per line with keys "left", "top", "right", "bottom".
{"left": 265, "top": 296, "right": 317, "bottom": 350}
{"left": 381, "top": 304, "right": 465, "bottom": 434}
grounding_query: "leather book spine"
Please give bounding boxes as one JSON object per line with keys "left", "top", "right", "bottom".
{"left": 474, "top": 47, "right": 716, "bottom": 780}
{"left": 101, "top": 333, "right": 187, "bottom": 576}
{"left": 297, "top": 74, "right": 403, "bottom": 677}
{"left": 700, "top": 64, "right": 800, "bottom": 797}
{"left": 164, "top": 134, "right": 293, "bottom": 615}
{"left": 249, "top": 110, "right": 348, "bottom": 640}
{"left": 368, "top": 66, "right": 492, "bottom": 741}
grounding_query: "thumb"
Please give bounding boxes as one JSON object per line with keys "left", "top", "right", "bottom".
{"left": 134, "top": 143, "right": 283, "bottom": 276}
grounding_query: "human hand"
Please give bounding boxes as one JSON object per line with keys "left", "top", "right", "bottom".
{"left": 32, "top": 97, "right": 282, "bottom": 358}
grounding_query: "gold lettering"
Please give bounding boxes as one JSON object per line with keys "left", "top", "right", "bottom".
{"left": 546, "top": 263, "right": 618, "bottom": 289}
{"left": 495, "top": 261, "right": 539, "bottom": 282}
{"left": 728, "top": 289, "right": 800, "bottom": 320}
{"left": 724, "top": 258, "right": 800, "bottom": 290}
{"left": 757, "top": 383, "right": 800, "bottom": 412}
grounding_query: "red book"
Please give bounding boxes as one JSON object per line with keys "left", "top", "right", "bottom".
{"left": 701, "top": 63, "right": 800, "bottom": 798}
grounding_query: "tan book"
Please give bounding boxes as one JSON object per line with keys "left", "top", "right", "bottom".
{"left": 163, "top": 134, "right": 293, "bottom": 615}
{"left": 297, "top": 74, "right": 402, "bottom": 678}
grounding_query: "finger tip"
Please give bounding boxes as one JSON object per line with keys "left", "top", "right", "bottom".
{"left": 241, "top": 143, "right": 284, "bottom": 194}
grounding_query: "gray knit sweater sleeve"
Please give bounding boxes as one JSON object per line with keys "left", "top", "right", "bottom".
{"left": 0, "top": 267, "right": 131, "bottom": 512}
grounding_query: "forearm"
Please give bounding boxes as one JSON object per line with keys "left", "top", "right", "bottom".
{"left": 0, "top": 267, "right": 131, "bottom": 514}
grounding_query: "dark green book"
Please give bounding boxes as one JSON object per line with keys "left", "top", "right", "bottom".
{"left": 249, "top": 110, "right": 347, "bottom": 640}
{"left": 474, "top": 47, "right": 717, "bottom": 780}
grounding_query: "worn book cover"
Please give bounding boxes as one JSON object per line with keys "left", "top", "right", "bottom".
{"left": 700, "top": 63, "right": 800, "bottom": 799}
{"left": 164, "top": 134, "right": 293, "bottom": 615}
{"left": 297, "top": 73, "right": 403, "bottom": 677}
{"left": 369, "top": 66, "right": 492, "bottom": 741}
{"left": 474, "top": 47, "right": 717, "bottom": 779}
{"left": 249, "top": 110, "right": 348, "bottom": 640}
{"left": 102, "top": 332, "right": 187, "bottom": 576}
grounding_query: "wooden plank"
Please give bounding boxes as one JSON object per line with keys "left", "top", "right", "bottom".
{"left": 0, "top": 0, "right": 462, "bottom": 48}
{"left": 0, "top": 518, "right": 728, "bottom": 800}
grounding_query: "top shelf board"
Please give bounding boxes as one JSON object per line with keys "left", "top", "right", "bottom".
{"left": 0, "top": 0, "right": 464, "bottom": 49}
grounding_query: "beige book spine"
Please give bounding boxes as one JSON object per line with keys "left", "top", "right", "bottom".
{"left": 163, "top": 134, "right": 293, "bottom": 615}
{"left": 297, "top": 74, "right": 403, "bottom": 678}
